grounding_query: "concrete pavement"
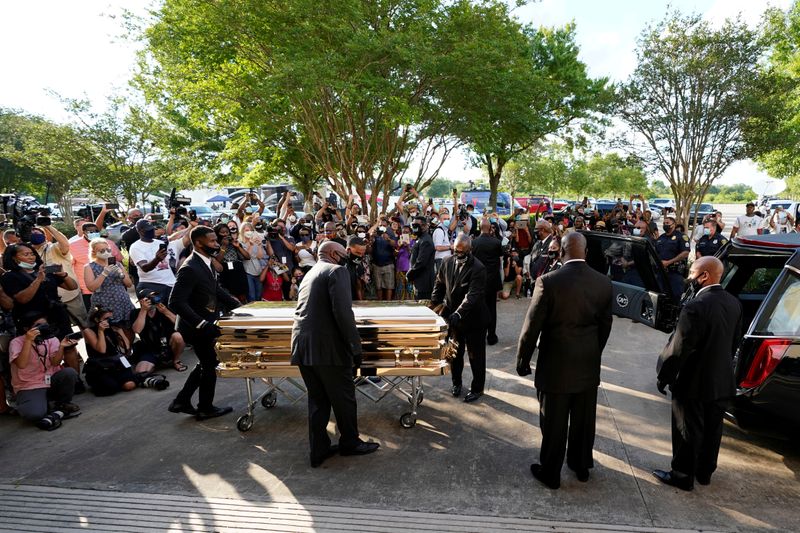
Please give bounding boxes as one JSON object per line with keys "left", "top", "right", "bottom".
{"left": 1, "top": 300, "right": 798, "bottom": 532}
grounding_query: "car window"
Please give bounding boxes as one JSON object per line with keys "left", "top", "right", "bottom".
{"left": 753, "top": 271, "right": 800, "bottom": 336}
{"left": 739, "top": 267, "right": 783, "bottom": 295}
{"left": 586, "top": 238, "right": 649, "bottom": 290}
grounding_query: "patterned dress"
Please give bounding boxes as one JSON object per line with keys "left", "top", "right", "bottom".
{"left": 88, "top": 262, "right": 134, "bottom": 324}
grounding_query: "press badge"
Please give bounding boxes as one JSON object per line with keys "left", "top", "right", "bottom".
{"left": 44, "top": 374, "right": 51, "bottom": 386}
{"left": 120, "top": 356, "right": 132, "bottom": 369}
{"left": 227, "top": 261, "right": 234, "bottom": 270}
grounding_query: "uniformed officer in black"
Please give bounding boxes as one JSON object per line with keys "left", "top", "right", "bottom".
{"left": 695, "top": 219, "right": 728, "bottom": 259}
{"left": 655, "top": 214, "right": 690, "bottom": 301}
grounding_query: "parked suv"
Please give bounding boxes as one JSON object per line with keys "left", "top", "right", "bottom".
{"left": 582, "top": 231, "right": 800, "bottom": 433}
{"left": 460, "top": 190, "right": 521, "bottom": 216}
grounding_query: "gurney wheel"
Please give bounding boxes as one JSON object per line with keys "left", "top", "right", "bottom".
{"left": 237, "top": 415, "right": 254, "bottom": 432}
{"left": 400, "top": 412, "right": 417, "bottom": 429}
{"left": 261, "top": 392, "right": 277, "bottom": 409}
{"left": 417, "top": 390, "right": 424, "bottom": 405}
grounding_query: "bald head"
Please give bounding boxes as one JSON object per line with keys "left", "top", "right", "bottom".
{"left": 691, "top": 256, "right": 724, "bottom": 286}
{"left": 319, "top": 241, "right": 346, "bottom": 264}
{"left": 561, "top": 232, "right": 587, "bottom": 261}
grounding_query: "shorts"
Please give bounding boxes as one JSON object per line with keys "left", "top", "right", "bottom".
{"left": 371, "top": 263, "right": 396, "bottom": 291}
{"left": 502, "top": 280, "right": 515, "bottom": 294}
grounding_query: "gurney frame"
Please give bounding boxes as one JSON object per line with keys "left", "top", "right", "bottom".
{"left": 217, "top": 362, "right": 449, "bottom": 432}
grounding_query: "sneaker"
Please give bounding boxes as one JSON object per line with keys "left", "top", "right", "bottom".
{"left": 55, "top": 402, "right": 81, "bottom": 419}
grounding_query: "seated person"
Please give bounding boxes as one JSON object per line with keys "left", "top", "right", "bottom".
{"left": 83, "top": 307, "right": 167, "bottom": 396}
{"left": 9, "top": 311, "right": 80, "bottom": 430}
{"left": 130, "top": 290, "right": 186, "bottom": 372}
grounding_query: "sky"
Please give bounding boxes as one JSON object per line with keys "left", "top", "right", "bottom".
{"left": 0, "top": 0, "right": 792, "bottom": 195}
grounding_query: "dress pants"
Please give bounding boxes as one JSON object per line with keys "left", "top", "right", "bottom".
{"left": 536, "top": 388, "right": 598, "bottom": 482}
{"left": 450, "top": 324, "right": 487, "bottom": 393}
{"left": 671, "top": 398, "right": 725, "bottom": 479}
{"left": 174, "top": 330, "right": 219, "bottom": 410}
{"left": 484, "top": 282, "right": 500, "bottom": 339}
{"left": 298, "top": 365, "right": 361, "bottom": 461}
{"left": 415, "top": 289, "right": 432, "bottom": 300}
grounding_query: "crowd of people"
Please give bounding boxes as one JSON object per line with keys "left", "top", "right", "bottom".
{"left": 0, "top": 189, "right": 792, "bottom": 435}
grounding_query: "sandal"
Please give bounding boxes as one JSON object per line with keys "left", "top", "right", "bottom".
{"left": 174, "top": 361, "right": 188, "bottom": 372}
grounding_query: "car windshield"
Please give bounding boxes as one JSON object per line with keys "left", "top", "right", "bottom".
{"left": 189, "top": 206, "right": 213, "bottom": 214}
{"left": 752, "top": 269, "right": 800, "bottom": 336}
{"left": 771, "top": 202, "right": 792, "bottom": 210}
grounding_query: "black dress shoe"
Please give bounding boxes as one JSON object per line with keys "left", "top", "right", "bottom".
{"left": 195, "top": 405, "right": 233, "bottom": 420}
{"left": 652, "top": 469, "right": 693, "bottom": 491}
{"left": 573, "top": 468, "right": 590, "bottom": 482}
{"left": 530, "top": 463, "right": 560, "bottom": 490}
{"left": 451, "top": 384, "right": 462, "bottom": 397}
{"left": 695, "top": 473, "right": 711, "bottom": 486}
{"left": 168, "top": 400, "right": 197, "bottom": 415}
{"left": 463, "top": 391, "right": 483, "bottom": 403}
{"left": 310, "top": 445, "right": 340, "bottom": 468}
{"left": 340, "top": 441, "right": 380, "bottom": 456}
{"left": 487, "top": 335, "right": 499, "bottom": 346}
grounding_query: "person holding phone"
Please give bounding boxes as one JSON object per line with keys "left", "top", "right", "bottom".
{"left": 129, "top": 219, "right": 176, "bottom": 304}
{"left": 9, "top": 311, "right": 81, "bottom": 430}
{"left": 84, "top": 238, "right": 134, "bottom": 326}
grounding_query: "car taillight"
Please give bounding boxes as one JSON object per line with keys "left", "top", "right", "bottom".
{"left": 739, "top": 339, "right": 792, "bottom": 389}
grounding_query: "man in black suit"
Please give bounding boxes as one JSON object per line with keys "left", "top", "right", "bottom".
{"left": 528, "top": 220, "right": 554, "bottom": 280}
{"left": 432, "top": 234, "right": 489, "bottom": 403}
{"left": 516, "top": 232, "right": 613, "bottom": 489}
{"left": 407, "top": 216, "right": 435, "bottom": 300}
{"left": 471, "top": 218, "right": 503, "bottom": 346}
{"left": 291, "top": 241, "right": 380, "bottom": 468}
{"left": 653, "top": 256, "right": 742, "bottom": 491}
{"left": 168, "top": 226, "right": 241, "bottom": 420}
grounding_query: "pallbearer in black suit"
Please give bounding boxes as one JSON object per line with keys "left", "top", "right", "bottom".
{"left": 516, "top": 232, "right": 613, "bottom": 489}
{"left": 653, "top": 256, "right": 742, "bottom": 491}
{"left": 431, "top": 234, "right": 489, "bottom": 403}
{"left": 291, "top": 241, "right": 379, "bottom": 468}
{"left": 471, "top": 218, "right": 503, "bottom": 346}
{"left": 168, "top": 227, "right": 241, "bottom": 420}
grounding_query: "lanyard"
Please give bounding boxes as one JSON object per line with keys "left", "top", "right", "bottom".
{"left": 33, "top": 340, "right": 50, "bottom": 373}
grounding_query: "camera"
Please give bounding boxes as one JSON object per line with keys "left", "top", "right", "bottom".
{"left": 267, "top": 227, "right": 279, "bottom": 239}
{"left": 43, "top": 264, "right": 63, "bottom": 275}
{"left": 0, "top": 194, "right": 52, "bottom": 242}
{"left": 189, "top": 209, "right": 197, "bottom": 221}
{"left": 66, "top": 332, "right": 83, "bottom": 341}
{"left": 34, "top": 324, "right": 55, "bottom": 340}
{"left": 107, "top": 318, "right": 126, "bottom": 328}
{"left": 166, "top": 188, "right": 191, "bottom": 216}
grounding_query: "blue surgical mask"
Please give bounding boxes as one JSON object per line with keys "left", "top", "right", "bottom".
{"left": 632, "top": 228, "right": 642, "bottom": 236}
{"left": 702, "top": 227, "right": 711, "bottom": 236}
{"left": 86, "top": 232, "right": 101, "bottom": 241}
{"left": 18, "top": 260, "right": 37, "bottom": 270}
{"left": 30, "top": 233, "right": 46, "bottom": 245}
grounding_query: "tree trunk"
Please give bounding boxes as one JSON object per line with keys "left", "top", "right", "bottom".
{"left": 487, "top": 156, "right": 506, "bottom": 213}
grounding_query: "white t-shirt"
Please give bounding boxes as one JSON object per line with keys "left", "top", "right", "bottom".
{"left": 733, "top": 214, "right": 762, "bottom": 237}
{"left": 129, "top": 239, "right": 176, "bottom": 286}
{"left": 432, "top": 226, "right": 452, "bottom": 260}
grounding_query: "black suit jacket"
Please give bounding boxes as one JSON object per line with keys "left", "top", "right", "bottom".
{"left": 657, "top": 285, "right": 742, "bottom": 401}
{"left": 408, "top": 232, "right": 435, "bottom": 294}
{"left": 290, "top": 261, "right": 362, "bottom": 367}
{"left": 472, "top": 234, "right": 503, "bottom": 290}
{"left": 516, "top": 261, "right": 613, "bottom": 393}
{"left": 431, "top": 254, "right": 489, "bottom": 329}
{"left": 169, "top": 253, "right": 240, "bottom": 334}
{"left": 530, "top": 234, "right": 554, "bottom": 278}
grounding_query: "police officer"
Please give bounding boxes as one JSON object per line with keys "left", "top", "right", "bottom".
{"left": 655, "top": 213, "right": 690, "bottom": 301}
{"left": 695, "top": 219, "right": 728, "bottom": 260}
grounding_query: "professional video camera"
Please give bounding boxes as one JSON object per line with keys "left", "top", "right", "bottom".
{"left": 0, "top": 193, "right": 52, "bottom": 242}
{"left": 457, "top": 204, "right": 469, "bottom": 222}
{"left": 166, "top": 188, "right": 191, "bottom": 217}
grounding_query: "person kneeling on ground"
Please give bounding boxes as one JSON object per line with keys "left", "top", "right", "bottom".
{"left": 83, "top": 307, "right": 168, "bottom": 396}
{"left": 9, "top": 312, "right": 81, "bottom": 430}
{"left": 130, "top": 290, "right": 186, "bottom": 372}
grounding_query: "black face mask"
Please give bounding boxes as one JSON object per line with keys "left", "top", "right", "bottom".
{"left": 202, "top": 243, "right": 221, "bottom": 257}
{"left": 663, "top": 224, "right": 673, "bottom": 233}
{"left": 142, "top": 229, "right": 156, "bottom": 241}
{"left": 411, "top": 224, "right": 421, "bottom": 234}
{"left": 682, "top": 275, "right": 704, "bottom": 303}
{"left": 547, "top": 250, "right": 559, "bottom": 259}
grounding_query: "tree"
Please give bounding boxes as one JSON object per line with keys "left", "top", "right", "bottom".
{"left": 430, "top": 1, "right": 609, "bottom": 210}
{"left": 136, "top": 0, "right": 461, "bottom": 220}
{"left": 617, "top": 12, "right": 767, "bottom": 225}
{"left": 0, "top": 109, "right": 47, "bottom": 196}
{"left": 0, "top": 110, "right": 97, "bottom": 226}
{"left": 745, "top": 3, "right": 800, "bottom": 197}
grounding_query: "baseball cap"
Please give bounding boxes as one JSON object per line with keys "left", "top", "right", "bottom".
{"left": 746, "top": 201, "right": 755, "bottom": 207}
{"left": 665, "top": 213, "right": 677, "bottom": 221}
{"left": 135, "top": 219, "right": 154, "bottom": 232}
{"left": 595, "top": 221, "right": 606, "bottom": 229}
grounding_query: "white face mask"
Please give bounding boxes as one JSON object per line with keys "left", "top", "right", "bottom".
{"left": 632, "top": 228, "right": 642, "bottom": 236}
{"left": 357, "top": 232, "right": 366, "bottom": 238}
{"left": 243, "top": 231, "right": 254, "bottom": 240}
{"left": 378, "top": 226, "right": 387, "bottom": 233}
{"left": 97, "top": 250, "right": 113, "bottom": 259}
{"left": 778, "top": 212, "right": 787, "bottom": 222}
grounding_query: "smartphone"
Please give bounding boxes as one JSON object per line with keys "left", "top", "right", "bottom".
{"left": 108, "top": 257, "right": 117, "bottom": 266}
{"left": 105, "top": 203, "right": 119, "bottom": 210}
{"left": 43, "top": 264, "right": 63, "bottom": 275}
{"left": 66, "top": 332, "right": 83, "bottom": 341}
{"left": 158, "top": 242, "right": 168, "bottom": 252}
{"left": 453, "top": 188, "right": 458, "bottom": 196}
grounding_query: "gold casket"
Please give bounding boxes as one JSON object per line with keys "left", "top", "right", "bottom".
{"left": 216, "top": 301, "right": 456, "bottom": 374}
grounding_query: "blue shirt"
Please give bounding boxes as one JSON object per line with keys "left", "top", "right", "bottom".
{"left": 372, "top": 229, "right": 397, "bottom": 267}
